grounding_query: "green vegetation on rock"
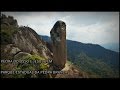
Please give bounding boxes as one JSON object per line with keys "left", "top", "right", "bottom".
{"left": 1, "top": 14, "right": 18, "bottom": 45}
{"left": 1, "top": 54, "right": 50, "bottom": 78}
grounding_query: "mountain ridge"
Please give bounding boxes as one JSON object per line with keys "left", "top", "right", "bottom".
{"left": 41, "top": 35, "right": 119, "bottom": 78}
{"left": 41, "top": 35, "right": 119, "bottom": 53}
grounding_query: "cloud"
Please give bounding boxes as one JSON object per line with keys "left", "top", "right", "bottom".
{"left": 68, "top": 20, "right": 119, "bottom": 44}
{"left": 2, "top": 12, "right": 119, "bottom": 45}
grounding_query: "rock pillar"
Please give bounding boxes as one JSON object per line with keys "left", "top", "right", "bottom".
{"left": 50, "top": 21, "right": 67, "bottom": 70}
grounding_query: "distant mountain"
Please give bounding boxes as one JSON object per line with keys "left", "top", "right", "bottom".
{"left": 41, "top": 35, "right": 51, "bottom": 43}
{"left": 41, "top": 35, "right": 119, "bottom": 78}
{"left": 66, "top": 40, "right": 119, "bottom": 68}
{"left": 101, "top": 43, "right": 119, "bottom": 52}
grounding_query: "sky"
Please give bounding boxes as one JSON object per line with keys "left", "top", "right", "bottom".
{"left": 1, "top": 12, "right": 119, "bottom": 46}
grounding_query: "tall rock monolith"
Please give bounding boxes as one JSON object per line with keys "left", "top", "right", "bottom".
{"left": 50, "top": 20, "right": 67, "bottom": 70}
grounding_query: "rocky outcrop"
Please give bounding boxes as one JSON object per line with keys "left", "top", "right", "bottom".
{"left": 2, "top": 44, "right": 21, "bottom": 59}
{"left": 50, "top": 21, "right": 67, "bottom": 70}
{"left": 14, "top": 52, "right": 31, "bottom": 60}
{"left": 12, "top": 26, "right": 52, "bottom": 59}
{"left": 1, "top": 14, "right": 53, "bottom": 78}
{"left": 55, "top": 61, "right": 89, "bottom": 78}
{"left": 1, "top": 14, "right": 52, "bottom": 60}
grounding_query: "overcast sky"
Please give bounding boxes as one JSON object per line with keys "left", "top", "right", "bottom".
{"left": 2, "top": 12, "right": 119, "bottom": 45}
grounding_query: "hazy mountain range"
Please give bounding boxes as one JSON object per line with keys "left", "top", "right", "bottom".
{"left": 101, "top": 43, "right": 119, "bottom": 52}
{"left": 41, "top": 35, "right": 119, "bottom": 78}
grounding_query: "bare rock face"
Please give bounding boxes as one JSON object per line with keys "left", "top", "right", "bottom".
{"left": 50, "top": 21, "right": 67, "bottom": 70}
{"left": 12, "top": 26, "right": 52, "bottom": 59}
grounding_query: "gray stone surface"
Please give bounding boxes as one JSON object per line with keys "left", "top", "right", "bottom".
{"left": 50, "top": 21, "right": 67, "bottom": 70}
